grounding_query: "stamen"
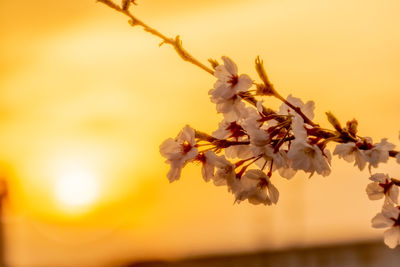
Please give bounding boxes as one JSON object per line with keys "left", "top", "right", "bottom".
{"left": 181, "top": 141, "right": 192, "bottom": 154}
{"left": 228, "top": 75, "right": 239, "bottom": 87}
{"left": 226, "top": 122, "right": 246, "bottom": 140}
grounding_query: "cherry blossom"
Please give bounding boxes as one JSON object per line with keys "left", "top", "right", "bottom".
{"left": 287, "top": 140, "right": 331, "bottom": 177}
{"left": 210, "top": 56, "right": 252, "bottom": 100}
{"left": 372, "top": 202, "right": 400, "bottom": 248}
{"left": 333, "top": 142, "right": 367, "bottom": 170}
{"left": 209, "top": 57, "right": 253, "bottom": 119}
{"left": 159, "top": 125, "right": 198, "bottom": 182}
{"left": 213, "top": 154, "right": 236, "bottom": 187}
{"left": 366, "top": 173, "right": 398, "bottom": 203}
{"left": 364, "top": 138, "right": 395, "bottom": 168}
{"left": 234, "top": 169, "right": 279, "bottom": 205}
{"left": 244, "top": 117, "right": 296, "bottom": 179}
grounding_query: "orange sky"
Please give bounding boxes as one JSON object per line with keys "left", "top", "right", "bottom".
{"left": 1, "top": 0, "right": 400, "bottom": 266}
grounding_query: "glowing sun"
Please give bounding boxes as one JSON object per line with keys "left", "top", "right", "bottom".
{"left": 55, "top": 167, "right": 99, "bottom": 209}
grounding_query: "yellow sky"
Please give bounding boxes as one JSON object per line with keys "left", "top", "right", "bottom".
{"left": 1, "top": 0, "right": 400, "bottom": 266}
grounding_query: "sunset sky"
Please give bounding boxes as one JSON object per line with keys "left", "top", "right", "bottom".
{"left": 1, "top": 0, "right": 400, "bottom": 266}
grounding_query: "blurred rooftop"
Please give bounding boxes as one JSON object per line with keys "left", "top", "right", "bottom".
{"left": 118, "top": 241, "right": 400, "bottom": 267}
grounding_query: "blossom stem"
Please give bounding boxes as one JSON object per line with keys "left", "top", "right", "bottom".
{"left": 391, "top": 178, "right": 400, "bottom": 187}
{"left": 214, "top": 140, "right": 250, "bottom": 148}
{"left": 235, "top": 156, "right": 256, "bottom": 168}
{"left": 267, "top": 160, "right": 273, "bottom": 177}
{"left": 273, "top": 127, "right": 291, "bottom": 152}
{"left": 241, "top": 156, "right": 263, "bottom": 169}
{"left": 195, "top": 130, "right": 251, "bottom": 148}
{"left": 195, "top": 143, "right": 214, "bottom": 147}
{"left": 235, "top": 156, "right": 263, "bottom": 178}
{"left": 261, "top": 159, "right": 268, "bottom": 171}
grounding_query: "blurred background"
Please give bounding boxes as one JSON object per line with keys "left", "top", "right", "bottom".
{"left": 0, "top": 0, "right": 400, "bottom": 266}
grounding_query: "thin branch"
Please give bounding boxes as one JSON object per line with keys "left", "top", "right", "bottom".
{"left": 97, "top": 0, "right": 214, "bottom": 75}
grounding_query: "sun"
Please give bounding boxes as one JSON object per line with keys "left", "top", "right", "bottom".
{"left": 55, "top": 167, "right": 99, "bottom": 210}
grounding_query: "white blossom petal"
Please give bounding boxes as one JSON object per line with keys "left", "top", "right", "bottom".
{"left": 389, "top": 187, "right": 399, "bottom": 204}
{"left": 213, "top": 155, "right": 235, "bottom": 186}
{"left": 278, "top": 166, "right": 297, "bottom": 180}
{"left": 167, "top": 163, "right": 183, "bottom": 183}
{"left": 268, "top": 183, "right": 279, "bottom": 204}
{"left": 366, "top": 183, "right": 384, "bottom": 200}
{"left": 221, "top": 56, "right": 238, "bottom": 76}
{"left": 200, "top": 151, "right": 218, "bottom": 182}
{"left": 371, "top": 213, "right": 394, "bottom": 228}
{"left": 236, "top": 74, "right": 253, "bottom": 92}
{"left": 382, "top": 201, "right": 400, "bottom": 219}
{"left": 369, "top": 173, "right": 389, "bottom": 183}
{"left": 291, "top": 117, "right": 307, "bottom": 141}
{"left": 159, "top": 138, "right": 182, "bottom": 160}
{"left": 383, "top": 227, "right": 400, "bottom": 249}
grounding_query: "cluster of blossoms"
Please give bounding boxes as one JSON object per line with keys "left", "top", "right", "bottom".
{"left": 159, "top": 57, "right": 400, "bottom": 247}
{"left": 98, "top": 0, "right": 400, "bottom": 249}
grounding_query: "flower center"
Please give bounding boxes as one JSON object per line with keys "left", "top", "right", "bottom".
{"left": 228, "top": 75, "right": 239, "bottom": 88}
{"left": 379, "top": 180, "right": 393, "bottom": 194}
{"left": 391, "top": 214, "right": 400, "bottom": 226}
{"left": 357, "top": 140, "right": 374, "bottom": 150}
{"left": 181, "top": 141, "right": 192, "bottom": 154}
{"left": 257, "top": 178, "right": 269, "bottom": 189}
{"left": 196, "top": 152, "right": 206, "bottom": 163}
{"left": 226, "top": 121, "right": 246, "bottom": 140}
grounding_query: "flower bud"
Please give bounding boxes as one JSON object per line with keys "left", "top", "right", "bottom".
{"left": 255, "top": 56, "right": 277, "bottom": 96}
{"left": 325, "top": 111, "right": 342, "bottom": 133}
{"left": 208, "top": 58, "right": 219, "bottom": 70}
{"left": 256, "top": 83, "right": 274, "bottom": 96}
{"left": 346, "top": 119, "right": 358, "bottom": 137}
